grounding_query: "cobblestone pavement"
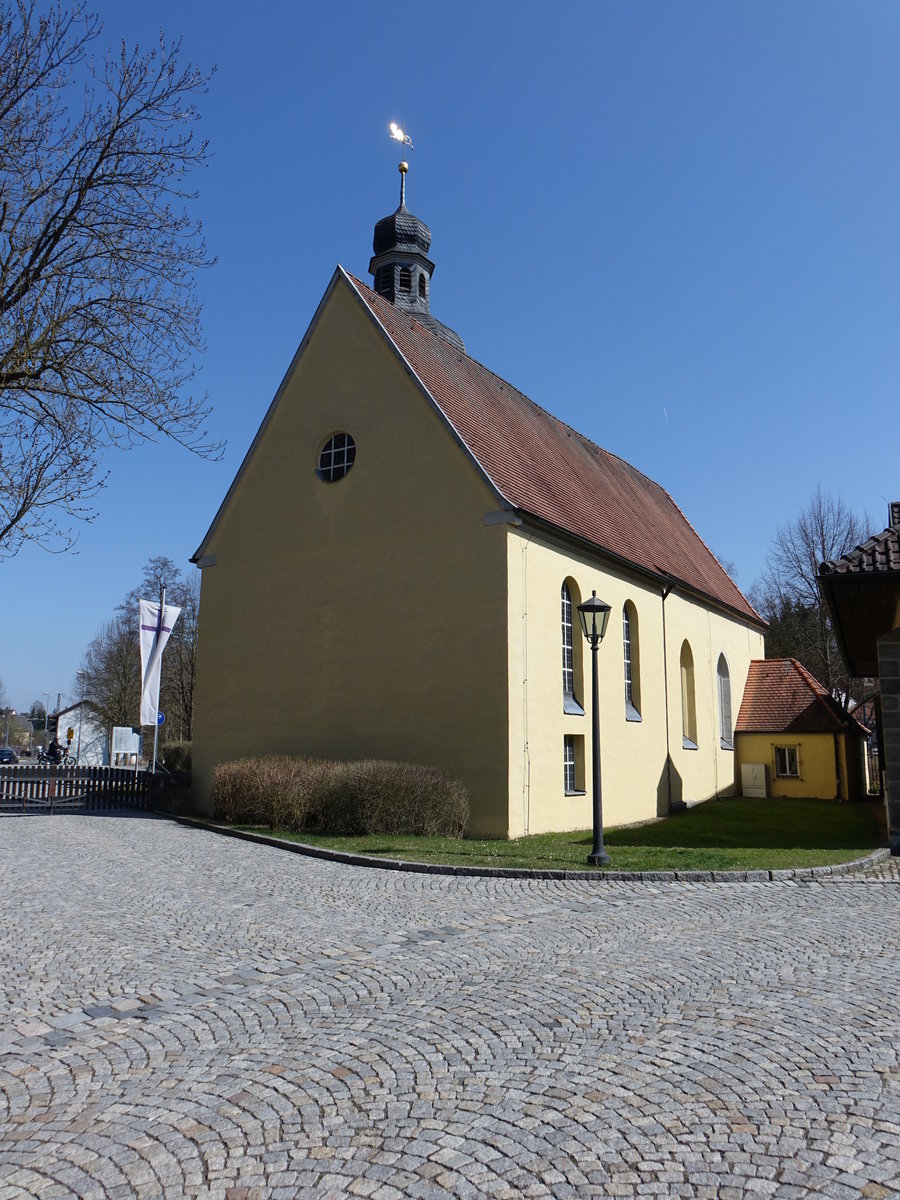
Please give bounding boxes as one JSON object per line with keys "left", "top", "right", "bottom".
{"left": 0, "top": 816, "right": 898, "bottom": 1200}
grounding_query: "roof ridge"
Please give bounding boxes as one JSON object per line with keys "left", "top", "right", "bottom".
{"left": 787, "top": 657, "right": 829, "bottom": 697}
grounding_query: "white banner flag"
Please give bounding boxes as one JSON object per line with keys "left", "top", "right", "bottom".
{"left": 139, "top": 599, "right": 182, "bottom": 726}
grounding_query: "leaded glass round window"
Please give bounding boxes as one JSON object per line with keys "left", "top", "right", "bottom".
{"left": 317, "top": 432, "right": 356, "bottom": 482}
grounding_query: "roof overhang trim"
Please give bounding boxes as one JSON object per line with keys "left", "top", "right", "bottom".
{"left": 513, "top": 511, "right": 767, "bottom": 630}
{"left": 818, "top": 569, "right": 900, "bottom": 677}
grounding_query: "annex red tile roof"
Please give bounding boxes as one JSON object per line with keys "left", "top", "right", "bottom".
{"left": 735, "top": 659, "right": 869, "bottom": 736}
{"left": 346, "top": 272, "right": 762, "bottom": 625}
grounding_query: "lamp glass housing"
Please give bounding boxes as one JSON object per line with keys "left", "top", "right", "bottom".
{"left": 577, "top": 592, "right": 612, "bottom": 644}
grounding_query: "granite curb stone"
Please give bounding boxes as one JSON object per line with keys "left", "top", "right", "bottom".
{"left": 166, "top": 813, "right": 891, "bottom": 883}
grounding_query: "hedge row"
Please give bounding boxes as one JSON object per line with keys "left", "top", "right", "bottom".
{"left": 211, "top": 756, "right": 469, "bottom": 837}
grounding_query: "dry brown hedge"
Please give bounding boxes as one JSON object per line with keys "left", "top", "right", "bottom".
{"left": 211, "top": 756, "right": 468, "bottom": 838}
{"left": 211, "top": 755, "right": 331, "bottom": 832}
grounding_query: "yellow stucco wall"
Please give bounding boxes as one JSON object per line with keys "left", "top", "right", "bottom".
{"left": 735, "top": 732, "right": 843, "bottom": 799}
{"left": 505, "top": 530, "right": 765, "bottom": 836}
{"left": 192, "top": 275, "right": 512, "bottom": 835}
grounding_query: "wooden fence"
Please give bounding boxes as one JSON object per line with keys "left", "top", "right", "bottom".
{"left": 0, "top": 764, "right": 154, "bottom": 814}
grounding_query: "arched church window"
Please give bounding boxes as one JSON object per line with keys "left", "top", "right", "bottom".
{"left": 680, "top": 640, "right": 698, "bottom": 749}
{"left": 623, "top": 602, "right": 641, "bottom": 721}
{"left": 561, "top": 581, "right": 584, "bottom": 715}
{"left": 717, "top": 654, "right": 733, "bottom": 749}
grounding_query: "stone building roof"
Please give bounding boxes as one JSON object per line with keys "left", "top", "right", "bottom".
{"left": 819, "top": 502, "right": 900, "bottom": 576}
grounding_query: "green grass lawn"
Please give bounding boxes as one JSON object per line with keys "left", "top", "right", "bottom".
{"left": 236, "top": 796, "right": 887, "bottom": 872}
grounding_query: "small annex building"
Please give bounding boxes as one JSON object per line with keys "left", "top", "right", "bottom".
{"left": 734, "top": 658, "right": 870, "bottom": 801}
{"left": 191, "top": 164, "right": 766, "bottom": 837}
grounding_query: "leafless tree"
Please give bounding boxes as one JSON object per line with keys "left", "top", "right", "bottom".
{"left": 80, "top": 610, "right": 142, "bottom": 730}
{"left": 0, "top": 1, "right": 220, "bottom": 558}
{"left": 752, "top": 486, "right": 869, "bottom": 696}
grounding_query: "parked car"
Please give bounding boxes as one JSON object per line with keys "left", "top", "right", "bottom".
{"left": 0, "top": 747, "right": 19, "bottom": 764}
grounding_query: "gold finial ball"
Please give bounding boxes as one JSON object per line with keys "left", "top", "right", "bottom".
{"left": 399, "top": 160, "right": 409, "bottom": 174}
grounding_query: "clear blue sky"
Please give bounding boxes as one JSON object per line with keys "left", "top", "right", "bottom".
{"left": 3, "top": 0, "right": 898, "bottom": 714}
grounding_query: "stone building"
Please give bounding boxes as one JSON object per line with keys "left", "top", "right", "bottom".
{"left": 820, "top": 502, "right": 900, "bottom": 851}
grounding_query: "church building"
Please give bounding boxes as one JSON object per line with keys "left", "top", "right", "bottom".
{"left": 191, "top": 161, "right": 766, "bottom": 838}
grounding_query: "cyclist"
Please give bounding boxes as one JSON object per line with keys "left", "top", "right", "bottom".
{"left": 46, "top": 735, "right": 63, "bottom": 764}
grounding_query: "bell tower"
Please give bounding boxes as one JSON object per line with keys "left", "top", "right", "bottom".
{"left": 368, "top": 135, "right": 464, "bottom": 351}
{"left": 369, "top": 162, "right": 435, "bottom": 316}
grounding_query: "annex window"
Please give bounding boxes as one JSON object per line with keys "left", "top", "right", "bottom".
{"left": 564, "top": 735, "right": 585, "bottom": 794}
{"left": 317, "top": 432, "right": 356, "bottom": 482}
{"left": 561, "top": 581, "right": 584, "bottom": 715}
{"left": 717, "top": 654, "right": 733, "bottom": 749}
{"left": 623, "top": 602, "right": 641, "bottom": 721}
{"left": 775, "top": 745, "right": 800, "bottom": 778}
{"left": 680, "top": 640, "right": 698, "bottom": 749}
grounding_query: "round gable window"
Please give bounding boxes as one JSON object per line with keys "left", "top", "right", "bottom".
{"left": 317, "top": 432, "right": 356, "bottom": 482}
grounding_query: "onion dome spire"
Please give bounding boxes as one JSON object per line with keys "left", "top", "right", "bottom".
{"left": 368, "top": 129, "right": 464, "bottom": 352}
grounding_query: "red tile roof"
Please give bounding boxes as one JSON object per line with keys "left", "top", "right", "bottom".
{"left": 735, "top": 659, "right": 869, "bottom": 736}
{"left": 345, "top": 272, "right": 762, "bottom": 625}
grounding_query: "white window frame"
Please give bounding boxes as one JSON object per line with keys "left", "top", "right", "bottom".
{"left": 564, "top": 735, "right": 577, "bottom": 794}
{"left": 775, "top": 745, "right": 800, "bottom": 778}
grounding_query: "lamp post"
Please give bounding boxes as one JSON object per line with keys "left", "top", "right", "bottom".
{"left": 42, "top": 691, "right": 50, "bottom": 750}
{"left": 577, "top": 590, "right": 612, "bottom": 867}
{"left": 3, "top": 708, "right": 14, "bottom": 748}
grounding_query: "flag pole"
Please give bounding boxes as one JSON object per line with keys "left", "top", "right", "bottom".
{"left": 151, "top": 582, "right": 165, "bottom": 775}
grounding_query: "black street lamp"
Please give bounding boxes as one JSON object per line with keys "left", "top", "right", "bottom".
{"left": 577, "top": 590, "right": 612, "bottom": 867}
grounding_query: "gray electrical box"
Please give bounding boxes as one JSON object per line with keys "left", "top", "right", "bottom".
{"left": 741, "top": 762, "right": 768, "bottom": 798}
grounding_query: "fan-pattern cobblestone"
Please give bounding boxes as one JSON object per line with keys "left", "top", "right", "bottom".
{"left": 0, "top": 816, "right": 897, "bottom": 1199}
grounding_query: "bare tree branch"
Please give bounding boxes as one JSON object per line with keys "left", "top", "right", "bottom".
{"left": 752, "top": 486, "right": 870, "bottom": 697}
{"left": 0, "top": 1, "right": 221, "bottom": 557}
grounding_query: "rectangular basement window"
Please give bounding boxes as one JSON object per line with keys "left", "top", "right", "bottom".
{"left": 564, "top": 735, "right": 585, "bottom": 795}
